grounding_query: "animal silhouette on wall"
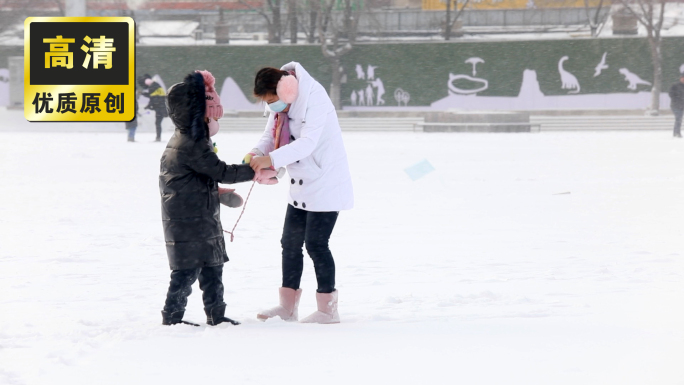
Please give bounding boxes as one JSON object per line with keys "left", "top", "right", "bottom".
{"left": 558, "top": 56, "right": 580, "bottom": 94}
{"left": 594, "top": 52, "right": 608, "bottom": 77}
{"left": 619, "top": 68, "right": 652, "bottom": 90}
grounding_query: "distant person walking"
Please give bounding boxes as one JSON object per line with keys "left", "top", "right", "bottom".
{"left": 668, "top": 73, "right": 684, "bottom": 138}
{"left": 125, "top": 99, "right": 140, "bottom": 142}
{"left": 139, "top": 74, "right": 168, "bottom": 142}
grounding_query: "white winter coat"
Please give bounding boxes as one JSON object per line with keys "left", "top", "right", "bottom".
{"left": 253, "top": 62, "right": 354, "bottom": 212}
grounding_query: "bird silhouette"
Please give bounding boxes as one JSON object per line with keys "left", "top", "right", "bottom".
{"left": 594, "top": 52, "right": 609, "bottom": 77}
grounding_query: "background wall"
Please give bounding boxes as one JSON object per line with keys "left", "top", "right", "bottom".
{"left": 3, "top": 37, "right": 684, "bottom": 109}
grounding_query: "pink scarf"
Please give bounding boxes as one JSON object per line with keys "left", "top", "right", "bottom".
{"left": 273, "top": 112, "right": 290, "bottom": 150}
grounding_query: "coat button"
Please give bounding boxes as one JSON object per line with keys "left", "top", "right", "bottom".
{"left": 299, "top": 179, "right": 303, "bottom": 185}
{"left": 302, "top": 202, "right": 306, "bottom": 209}
{"left": 296, "top": 160, "right": 300, "bottom": 163}
{"left": 290, "top": 135, "right": 295, "bottom": 141}
{"left": 293, "top": 201, "right": 298, "bottom": 207}
{"left": 291, "top": 178, "right": 295, "bottom": 184}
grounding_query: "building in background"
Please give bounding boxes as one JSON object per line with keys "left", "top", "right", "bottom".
{"left": 422, "top": 0, "right": 607, "bottom": 10}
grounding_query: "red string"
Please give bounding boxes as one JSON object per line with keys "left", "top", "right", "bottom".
{"left": 223, "top": 180, "right": 256, "bottom": 242}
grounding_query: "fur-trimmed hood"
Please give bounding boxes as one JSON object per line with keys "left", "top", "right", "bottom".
{"left": 165, "top": 72, "right": 207, "bottom": 141}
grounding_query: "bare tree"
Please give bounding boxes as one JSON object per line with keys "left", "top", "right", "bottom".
{"left": 445, "top": 0, "right": 469, "bottom": 41}
{"left": 297, "top": 0, "right": 319, "bottom": 43}
{"left": 239, "top": 0, "right": 283, "bottom": 43}
{"left": 287, "top": 0, "right": 298, "bottom": 43}
{"left": 584, "top": 0, "right": 608, "bottom": 37}
{"left": 317, "top": 0, "right": 362, "bottom": 109}
{"left": 615, "top": 0, "right": 666, "bottom": 114}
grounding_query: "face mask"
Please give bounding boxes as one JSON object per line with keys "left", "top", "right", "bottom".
{"left": 208, "top": 119, "right": 219, "bottom": 137}
{"left": 268, "top": 100, "right": 288, "bottom": 113}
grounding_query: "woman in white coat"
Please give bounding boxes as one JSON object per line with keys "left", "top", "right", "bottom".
{"left": 246, "top": 62, "right": 354, "bottom": 324}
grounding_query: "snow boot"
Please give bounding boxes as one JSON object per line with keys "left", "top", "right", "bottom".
{"left": 205, "top": 304, "right": 240, "bottom": 326}
{"left": 300, "top": 290, "right": 340, "bottom": 324}
{"left": 257, "top": 287, "right": 302, "bottom": 322}
{"left": 161, "top": 310, "right": 199, "bottom": 327}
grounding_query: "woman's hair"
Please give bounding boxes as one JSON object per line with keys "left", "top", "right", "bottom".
{"left": 254, "top": 67, "right": 289, "bottom": 97}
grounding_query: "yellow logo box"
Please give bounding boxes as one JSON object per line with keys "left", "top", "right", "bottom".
{"left": 24, "top": 17, "right": 135, "bottom": 122}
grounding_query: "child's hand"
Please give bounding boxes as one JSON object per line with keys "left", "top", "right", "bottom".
{"left": 219, "top": 189, "right": 244, "bottom": 208}
{"left": 254, "top": 168, "right": 278, "bottom": 185}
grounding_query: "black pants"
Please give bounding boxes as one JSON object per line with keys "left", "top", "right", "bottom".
{"left": 281, "top": 204, "right": 339, "bottom": 293}
{"left": 163, "top": 265, "right": 224, "bottom": 314}
{"left": 155, "top": 112, "right": 164, "bottom": 139}
{"left": 673, "top": 107, "right": 683, "bottom": 136}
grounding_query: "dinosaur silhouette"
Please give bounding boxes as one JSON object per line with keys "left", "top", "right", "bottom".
{"left": 558, "top": 56, "right": 580, "bottom": 94}
{"left": 619, "top": 68, "right": 651, "bottom": 90}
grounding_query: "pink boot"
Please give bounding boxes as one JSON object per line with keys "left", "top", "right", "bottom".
{"left": 257, "top": 287, "right": 302, "bottom": 322}
{"left": 300, "top": 290, "right": 340, "bottom": 324}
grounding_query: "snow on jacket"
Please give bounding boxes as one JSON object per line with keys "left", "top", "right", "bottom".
{"left": 253, "top": 62, "right": 354, "bottom": 212}
{"left": 160, "top": 73, "right": 255, "bottom": 270}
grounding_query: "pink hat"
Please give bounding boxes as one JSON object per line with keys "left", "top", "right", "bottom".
{"left": 196, "top": 70, "right": 223, "bottom": 120}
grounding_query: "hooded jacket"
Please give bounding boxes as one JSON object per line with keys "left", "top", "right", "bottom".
{"left": 159, "top": 72, "right": 255, "bottom": 270}
{"left": 669, "top": 81, "right": 684, "bottom": 109}
{"left": 143, "top": 81, "right": 169, "bottom": 116}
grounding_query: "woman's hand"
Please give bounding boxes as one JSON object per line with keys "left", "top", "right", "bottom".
{"left": 249, "top": 156, "right": 272, "bottom": 172}
{"left": 254, "top": 168, "right": 279, "bottom": 185}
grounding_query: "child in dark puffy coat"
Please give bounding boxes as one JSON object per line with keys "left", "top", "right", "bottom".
{"left": 159, "top": 70, "right": 277, "bottom": 326}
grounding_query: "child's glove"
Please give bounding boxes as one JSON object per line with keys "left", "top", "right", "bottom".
{"left": 242, "top": 152, "right": 256, "bottom": 164}
{"left": 255, "top": 168, "right": 279, "bottom": 185}
{"left": 218, "top": 188, "right": 243, "bottom": 208}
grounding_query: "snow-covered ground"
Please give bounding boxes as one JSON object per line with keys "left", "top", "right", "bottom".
{"left": 1, "top": 129, "right": 683, "bottom": 385}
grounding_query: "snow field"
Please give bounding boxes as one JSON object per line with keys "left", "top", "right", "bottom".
{"left": 0, "top": 130, "right": 683, "bottom": 384}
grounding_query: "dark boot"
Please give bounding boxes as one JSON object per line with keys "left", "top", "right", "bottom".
{"left": 205, "top": 304, "right": 240, "bottom": 326}
{"left": 161, "top": 310, "right": 199, "bottom": 327}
